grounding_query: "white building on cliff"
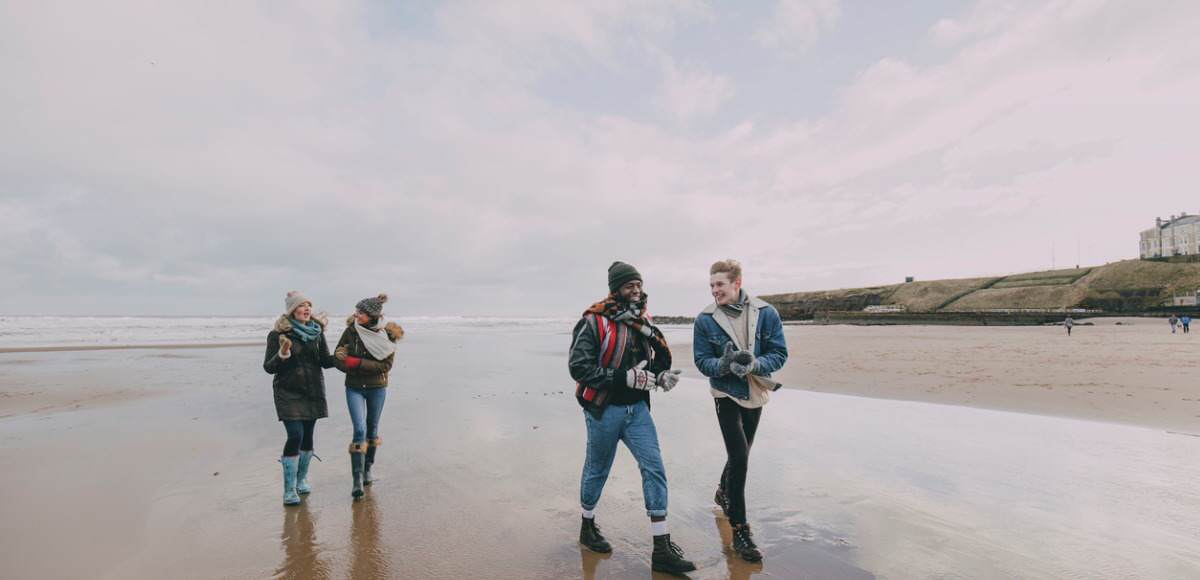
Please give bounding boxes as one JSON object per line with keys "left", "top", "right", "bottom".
{"left": 1140, "top": 214, "right": 1200, "bottom": 258}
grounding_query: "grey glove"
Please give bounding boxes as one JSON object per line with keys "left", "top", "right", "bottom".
{"left": 655, "top": 369, "right": 682, "bottom": 392}
{"left": 717, "top": 342, "right": 737, "bottom": 376}
{"left": 731, "top": 349, "right": 756, "bottom": 378}
{"left": 626, "top": 361, "right": 654, "bottom": 391}
{"left": 730, "top": 360, "right": 755, "bottom": 378}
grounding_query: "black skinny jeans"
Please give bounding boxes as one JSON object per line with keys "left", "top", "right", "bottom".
{"left": 715, "top": 397, "right": 762, "bottom": 525}
{"left": 282, "top": 419, "right": 316, "bottom": 456}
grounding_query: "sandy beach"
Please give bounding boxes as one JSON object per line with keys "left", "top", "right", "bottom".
{"left": 1, "top": 319, "right": 1198, "bottom": 579}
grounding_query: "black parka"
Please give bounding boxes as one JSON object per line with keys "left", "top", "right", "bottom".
{"left": 263, "top": 315, "right": 334, "bottom": 421}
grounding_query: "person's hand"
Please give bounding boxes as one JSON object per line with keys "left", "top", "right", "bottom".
{"left": 334, "top": 346, "right": 348, "bottom": 361}
{"left": 626, "top": 361, "right": 654, "bottom": 390}
{"left": 656, "top": 369, "right": 682, "bottom": 391}
{"left": 717, "top": 343, "right": 737, "bottom": 376}
{"left": 730, "top": 361, "right": 753, "bottom": 378}
{"left": 732, "top": 350, "right": 754, "bottom": 366}
{"left": 278, "top": 335, "right": 292, "bottom": 356}
{"left": 344, "top": 356, "right": 362, "bottom": 369}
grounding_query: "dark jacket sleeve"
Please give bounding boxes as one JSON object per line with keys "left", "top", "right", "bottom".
{"left": 693, "top": 317, "right": 728, "bottom": 378}
{"left": 263, "top": 331, "right": 288, "bottom": 374}
{"left": 753, "top": 306, "right": 788, "bottom": 377}
{"left": 352, "top": 353, "right": 394, "bottom": 374}
{"left": 318, "top": 334, "right": 336, "bottom": 369}
{"left": 569, "top": 317, "right": 619, "bottom": 388}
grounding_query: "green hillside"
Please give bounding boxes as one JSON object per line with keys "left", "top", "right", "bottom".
{"left": 762, "top": 260, "right": 1200, "bottom": 319}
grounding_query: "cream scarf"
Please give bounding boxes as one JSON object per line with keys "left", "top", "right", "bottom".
{"left": 354, "top": 319, "right": 397, "bottom": 360}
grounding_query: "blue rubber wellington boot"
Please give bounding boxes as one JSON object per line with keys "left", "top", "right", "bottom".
{"left": 297, "top": 451, "right": 315, "bottom": 495}
{"left": 281, "top": 455, "right": 301, "bottom": 505}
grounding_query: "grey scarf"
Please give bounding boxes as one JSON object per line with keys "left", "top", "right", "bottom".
{"left": 718, "top": 289, "right": 750, "bottom": 318}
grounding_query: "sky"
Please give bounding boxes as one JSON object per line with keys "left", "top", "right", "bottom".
{"left": 2, "top": 0, "right": 1199, "bottom": 317}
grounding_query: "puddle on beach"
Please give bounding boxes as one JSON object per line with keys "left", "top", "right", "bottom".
{"left": 0, "top": 329, "right": 1198, "bottom": 579}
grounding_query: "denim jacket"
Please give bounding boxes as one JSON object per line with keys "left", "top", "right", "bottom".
{"left": 692, "top": 296, "right": 788, "bottom": 400}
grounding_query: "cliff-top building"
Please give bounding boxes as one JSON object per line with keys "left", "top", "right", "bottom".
{"left": 1141, "top": 214, "right": 1200, "bottom": 258}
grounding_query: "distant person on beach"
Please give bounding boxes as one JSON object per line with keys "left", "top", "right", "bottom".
{"left": 1182, "top": 315, "right": 1191, "bottom": 334}
{"left": 1065, "top": 316, "right": 1074, "bottom": 336}
{"left": 568, "top": 261, "right": 695, "bottom": 574}
{"left": 263, "top": 291, "right": 335, "bottom": 506}
{"left": 693, "top": 259, "right": 789, "bottom": 563}
{"left": 1169, "top": 314, "right": 1179, "bottom": 334}
{"left": 334, "top": 294, "right": 403, "bottom": 500}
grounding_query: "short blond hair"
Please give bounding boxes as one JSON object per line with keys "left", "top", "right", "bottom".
{"left": 709, "top": 259, "right": 742, "bottom": 282}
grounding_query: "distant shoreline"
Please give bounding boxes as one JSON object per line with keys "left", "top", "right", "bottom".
{"left": 0, "top": 342, "right": 259, "bottom": 354}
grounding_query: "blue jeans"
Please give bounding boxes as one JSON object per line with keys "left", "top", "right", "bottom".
{"left": 580, "top": 401, "right": 668, "bottom": 517}
{"left": 345, "top": 387, "right": 387, "bottom": 443}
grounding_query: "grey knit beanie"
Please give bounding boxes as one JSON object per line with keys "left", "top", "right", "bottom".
{"left": 607, "top": 262, "right": 642, "bottom": 293}
{"left": 284, "top": 290, "right": 311, "bottom": 316}
{"left": 355, "top": 293, "right": 388, "bottom": 318}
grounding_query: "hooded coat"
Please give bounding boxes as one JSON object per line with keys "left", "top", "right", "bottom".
{"left": 334, "top": 317, "right": 404, "bottom": 388}
{"left": 263, "top": 314, "right": 335, "bottom": 421}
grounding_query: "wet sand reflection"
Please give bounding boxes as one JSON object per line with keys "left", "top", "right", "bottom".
{"left": 276, "top": 504, "right": 330, "bottom": 580}
{"left": 349, "top": 495, "right": 390, "bottom": 579}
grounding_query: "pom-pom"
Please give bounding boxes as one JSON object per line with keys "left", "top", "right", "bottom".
{"left": 377, "top": 293, "right": 388, "bottom": 303}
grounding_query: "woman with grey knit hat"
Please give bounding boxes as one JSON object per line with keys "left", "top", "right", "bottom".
{"left": 334, "top": 293, "right": 404, "bottom": 499}
{"left": 263, "top": 291, "right": 335, "bottom": 506}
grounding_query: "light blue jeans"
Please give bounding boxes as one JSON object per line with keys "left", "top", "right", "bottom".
{"left": 345, "top": 387, "right": 386, "bottom": 443}
{"left": 580, "top": 401, "right": 668, "bottom": 517}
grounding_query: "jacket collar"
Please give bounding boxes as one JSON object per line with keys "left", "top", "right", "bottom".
{"left": 702, "top": 295, "right": 769, "bottom": 350}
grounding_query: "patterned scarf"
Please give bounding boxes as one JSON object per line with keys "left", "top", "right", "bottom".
{"left": 582, "top": 293, "right": 671, "bottom": 355}
{"left": 289, "top": 318, "right": 323, "bottom": 343}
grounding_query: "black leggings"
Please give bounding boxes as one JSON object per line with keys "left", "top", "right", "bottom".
{"left": 715, "top": 397, "right": 763, "bottom": 525}
{"left": 282, "top": 419, "right": 316, "bottom": 456}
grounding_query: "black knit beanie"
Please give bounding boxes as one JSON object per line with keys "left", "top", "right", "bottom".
{"left": 355, "top": 293, "right": 388, "bottom": 318}
{"left": 607, "top": 261, "right": 642, "bottom": 294}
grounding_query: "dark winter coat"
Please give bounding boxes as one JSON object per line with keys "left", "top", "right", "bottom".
{"left": 569, "top": 314, "right": 671, "bottom": 417}
{"left": 334, "top": 317, "right": 404, "bottom": 388}
{"left": 263, "top": 314, "right": 335, "bottom": 421}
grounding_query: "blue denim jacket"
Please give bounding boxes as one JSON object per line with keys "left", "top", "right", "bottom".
{"left": 693, "top": 296, "right": 788, "bottom": 400}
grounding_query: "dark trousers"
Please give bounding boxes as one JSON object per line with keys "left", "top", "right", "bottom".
{"left": 715, "top": 397, "right": 763, "bottom": 525}
{"left": 283, "top": 419, "right": 316, "bottom": 456}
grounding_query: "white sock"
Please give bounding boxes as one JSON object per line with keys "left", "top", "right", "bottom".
{"left": 651, "top": 519, "right": 669, "bottom": 536}
{"left": 582, "top": 508, "right": 595, "bottom": 520}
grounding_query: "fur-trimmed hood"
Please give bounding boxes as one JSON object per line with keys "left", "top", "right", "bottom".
{"left": 343, "top": 316, "right": 404, "bottom": 342}
{"left": 274, "top": 312, "right": 328, "bottom": 334}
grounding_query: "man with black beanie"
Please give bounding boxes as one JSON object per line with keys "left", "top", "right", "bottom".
{"left": 567, "top": 261, "right": 695, "bottom": 575}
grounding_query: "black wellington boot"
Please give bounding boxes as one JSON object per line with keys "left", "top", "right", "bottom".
{"left": 579, "top": 517, "right": 612, "bottom": 553}
{"left": 652, "top": 534, "right": 696, "bottom": 574}
{"left": 731, "top": 523, "right": 763, "bottom": 562}
{"left": 350, "top": 447, "right": 366, "bottom": 499}
{"left": 364, "top": 444, "right": 377, "bottom": 486}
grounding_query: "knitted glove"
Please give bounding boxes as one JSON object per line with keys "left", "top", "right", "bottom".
{"left": 334, "top": 346, "right": 348, "bottom": 361}
{"left": 655, "top": 369, "right": 682, "bottom": 392}
{"left": 278, "top": 335, "right": 293, "bottom": 358}
{"left": 729, "top": 361, "right": 753, "bottom": 378}
{"left": 626, "top": 361, "right": 654, "bottom": 391}
{"left": 344, "top": 356, "right": 362, "bottom": 369}
{"left": 717, "top": 342, "right": 737, "bottom": 376}
{"left": 732, "top": 350, "right": 754, "bottom": 366}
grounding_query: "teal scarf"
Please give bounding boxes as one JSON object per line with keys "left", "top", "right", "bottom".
{"left": 289, "top": 318, "right": 322, "bottom": 343}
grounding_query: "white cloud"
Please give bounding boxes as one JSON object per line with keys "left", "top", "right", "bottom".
{"left": 654, "top": 58, "right": 735, "bottom": 122}
{"left": 755, "top": 0, "right": 841, "bottom": 57}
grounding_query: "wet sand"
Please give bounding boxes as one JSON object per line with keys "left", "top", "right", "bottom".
{"left": 1, "top": 323, "right": 1198, "bottom": 579}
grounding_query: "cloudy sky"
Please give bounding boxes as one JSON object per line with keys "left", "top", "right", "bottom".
{"left": 2, "top": 0, "right": 1199, "bottom": 317}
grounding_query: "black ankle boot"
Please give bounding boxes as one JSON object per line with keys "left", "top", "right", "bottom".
{"left": 579, "top": 517, "right": 612, "bottom": 553}
{"left": 731, "top": 523, "right": 762, "bottom": 562}
{"left": 652, "top": 534, "right": 696, "bottom": 574}
{"left": 714, "top": 485, "right": 730, "bottom": 517}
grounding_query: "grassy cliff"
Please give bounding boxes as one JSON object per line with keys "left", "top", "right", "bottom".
{"left": 762, "top": 260, "right": 1200, "bottom": 319}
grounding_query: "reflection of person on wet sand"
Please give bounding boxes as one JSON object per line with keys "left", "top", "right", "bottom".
{"left": 694, "top": 260, "right": 788, "bottom": 563}
{"left": 264, "top": 291, "right": 335, "bottom": 506}
{"left": 568, "top": 262, "right": 696, "bottom": 575}
{"left": 334, "top": 293, "right": 403, "bottom": 500}
{"left": 713, "top": 515, "right": 764, "bottom": 580}
{"left": 348, "top": 496, "right": 389, "bottom": 578}
{"left": 276, "top": 504, "right": 330, "bottom": 579}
